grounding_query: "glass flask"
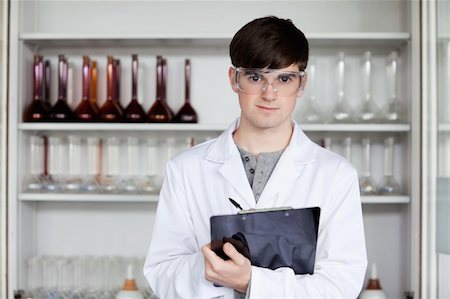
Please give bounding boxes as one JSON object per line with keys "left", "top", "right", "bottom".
{"left": 297, "top": 58, "right": 322, "bottom": 123}
{"left": 90, "top": 60, "right": 100, "bottom": 111}
{"left": 49, "top": 55, "right": 75, "bottom": 121}
{"left": 45, "top": 136, "right": 65, "bottom": 192}
{"left": 81, "top": 137, "right": 101, "bottom": 193}
{"left": 139, "top": 138, "right": 158, "bottom": 193}
{"left": 43, "top": 60, "right": 52, "bottom": 112}
{"left": 382, "top": 51, "right": 406, "bottom": 123}
{"left": 359, "top": 138, "right": 378, "bottom": 195}
{"left": 121, "top": 136, "right": 140, "bottom": 193}
{"left": 378, "top": 137, "right": 402, "bottom": 195}
{"left": 24, "top": 55, "right": 49, "bottom": 122}
{"left": 357, "top": 51, "right": 380, "bottom": 122}
{"left": 113, "top": 58, "right": 124, "bottom": 112}
{"left": 62, "top": 135, "right": 82, "bottom": 192}
{"left": 99, "top": 137, "right": 120, "bottom": 193}
{"left": 343, "top": 137, "right": 352, "bottom": 163}
{"left": 99, "top": 56, "right": 123, "bottom": 122}
{"left": 27, "top": 256, "right": 46, "bottom": 298}
{"left": 331, "top": 52, "right": 354, "bottom": 123}
{"left": 123, "top": 54, "right": 147, "bottom": 122}
{"left": 75, "top": 56, "right": 98, "bottom": 122}
{"left": 148, "top": 56, "right": 172, "bottom": 122}
{"left": 67, "top": 63, "right": 76, "bottom": 110}
{"left": 25, "top": 135, "right": 45, "bottom": 192}
{"left": 162, "top": 57, "right": 174, "bottom": 119}
{"left": 174, "top": 59, "right": 198, "bottom": 123}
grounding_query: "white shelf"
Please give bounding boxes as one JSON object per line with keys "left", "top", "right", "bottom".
{"left": 361, "top": 195, "right": 410, "bottom": 204}
{"left": 18, "top": 193, "right": 409, "bottom": 204}
{"left": 18, "top": 193, "right": 159, "bottom": 202}
{"left": 18, "top": 123, "right": 410, "bottom": 132}
{"left": 18, "top": 123, "right": 228, "bottom": 132}
{"left": 439, "top": 123, "right": 450, "bottom": 132}
{"left": 19, "top": 32, "right": 411, "bottom": 48}
{"left": 300, "top": 124, "right": 410, "bottom": 132}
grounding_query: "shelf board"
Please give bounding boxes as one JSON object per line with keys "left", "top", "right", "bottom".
{"left": 19, "top": 32, "right": 410, "bottom": 48}
{"left": 18, "top": 123, "right": 410, "bottom": 132}
{"left": 439, "top": 123, "right": 450, "bottom": 132}
{"left": 18, "top": 193, "right": 409, "bottom": 204}
{"left": 18, "top": 123, "right": 228, "bottom": 132}
{"left": 18, "top": 193, "right": 159, "bottom": 202}
{"left": 299, "top": 124, "right": 410, "bottom": 132}
{"left": 361, "top": 195, "right": 410, "bottom": 204}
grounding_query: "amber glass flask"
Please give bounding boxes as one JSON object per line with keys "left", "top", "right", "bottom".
{"left": 49, "top": 55, "right": 75, "bottom": 121}
{"left": 123, "top": 54, "right": 146, "bottom": 122}
{"left": 148, "top": 56, "right": 172, "bottom": 122}
{"left": 24, "top": 55, "right": 49, "bottom": 122}
{"left": 74, "top": 56, "right": 98, "bottom": 122}
{"left": 174, "top": 59, "right": 198, "bottom": 123}
{"left": 98, "top": 56, "right": 123, "bottom": 122}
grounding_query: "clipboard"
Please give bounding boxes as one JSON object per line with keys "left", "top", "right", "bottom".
{"left": 210, "top": 206, "right": 320, "bottom": 275}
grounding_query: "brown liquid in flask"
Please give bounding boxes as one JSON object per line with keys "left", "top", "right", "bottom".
{"left": 90, "top": 60, "right": 100, "bottom": 112}
{"left": 148, "top": 56, "right": 172, "bottom": 122}
{"left": 123, "top": 54, "right": 146, "bottom": 122}
{"left": 43, "top": 60, "right": 52, "bottom": 112}
{"left": 98, "top": 56, "right": 123, "bottom": 122}
{"left": 174, "top": 59, "right": 198, "bottom": 123}
{"left": 162, "top": 57, "right": 174, "bottom": 119}
{"left": 113, "top": 58, "right": 124, "bottom": 113}
{"left": 24, "top": 55, "right": 49, "bottom": 122}
{"left": 49, "top": 55, "right": 75, "bottom": 121}
{"left": 74, "top": 56, "right": 98, "bottom": 122}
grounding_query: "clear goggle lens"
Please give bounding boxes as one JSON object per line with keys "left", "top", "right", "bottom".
{"left": 234, "top": 67, "right": 306, "bottom": 96}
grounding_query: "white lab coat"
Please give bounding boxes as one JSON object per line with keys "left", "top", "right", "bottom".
{"left": 144, "top": 119, "right": 367, "bottom": 299}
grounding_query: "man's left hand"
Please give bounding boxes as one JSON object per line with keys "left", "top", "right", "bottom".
{"left": 202, "top": 242, "right": 251, "bottom": 293}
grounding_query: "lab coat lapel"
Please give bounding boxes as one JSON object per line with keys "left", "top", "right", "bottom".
{"left": 204, "top": 118, "right": 256, "bottom": 209}
{"left": 256, "top": 150, "right": 303, "bottom": 207}
{"left": 219, "top": 153, "right": 256, "bottom": 209}
{"left": 257, "top": 123, "right": 317, "bottom": 207}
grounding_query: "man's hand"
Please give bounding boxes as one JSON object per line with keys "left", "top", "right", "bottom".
{"left": 202, "top": 242, "right": 251, "bottom": 293}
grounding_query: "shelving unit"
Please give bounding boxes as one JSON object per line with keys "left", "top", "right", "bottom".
{"left": 18, "top": 122, "right": 411, "bottom": 132}
{"left": 5, "top": 1, "right": 421, "bottom": 299}
{"left": 17, "top": 193, "right": 410, "bottom": 204}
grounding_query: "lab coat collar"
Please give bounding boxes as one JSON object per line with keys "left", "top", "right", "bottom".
{"left": 204, "top": 118, "right": 317, "bottom": 165}
{"left": 204, "top": 118, "right": 318, "bottom": 208}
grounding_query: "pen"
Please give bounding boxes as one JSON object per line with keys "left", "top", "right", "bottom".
{"left": 229, "top": 198, "right": 243, "bottom": 210}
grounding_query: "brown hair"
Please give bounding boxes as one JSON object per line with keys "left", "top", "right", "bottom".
{"left": 230, "top": 16, "right": 309, "bottom": 71}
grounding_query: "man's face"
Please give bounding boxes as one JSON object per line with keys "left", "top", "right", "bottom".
{"left": 229, "top": 64, "right": 306, "bottom": 131}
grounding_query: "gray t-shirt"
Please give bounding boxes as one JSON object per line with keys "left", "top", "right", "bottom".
{"left": 237, "top": 146, "right": 284, "bottom": 202}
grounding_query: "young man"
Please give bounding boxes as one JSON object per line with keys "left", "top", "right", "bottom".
{"left": 144, "top": 16, "right": 367, "bottom": 298}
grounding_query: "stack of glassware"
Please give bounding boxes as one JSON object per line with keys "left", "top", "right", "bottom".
{"left": 23, "top": 255, "right": 157, "bottom": 299}
{"left": 24, "top": 134, "right": 202, "bottom": 194}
